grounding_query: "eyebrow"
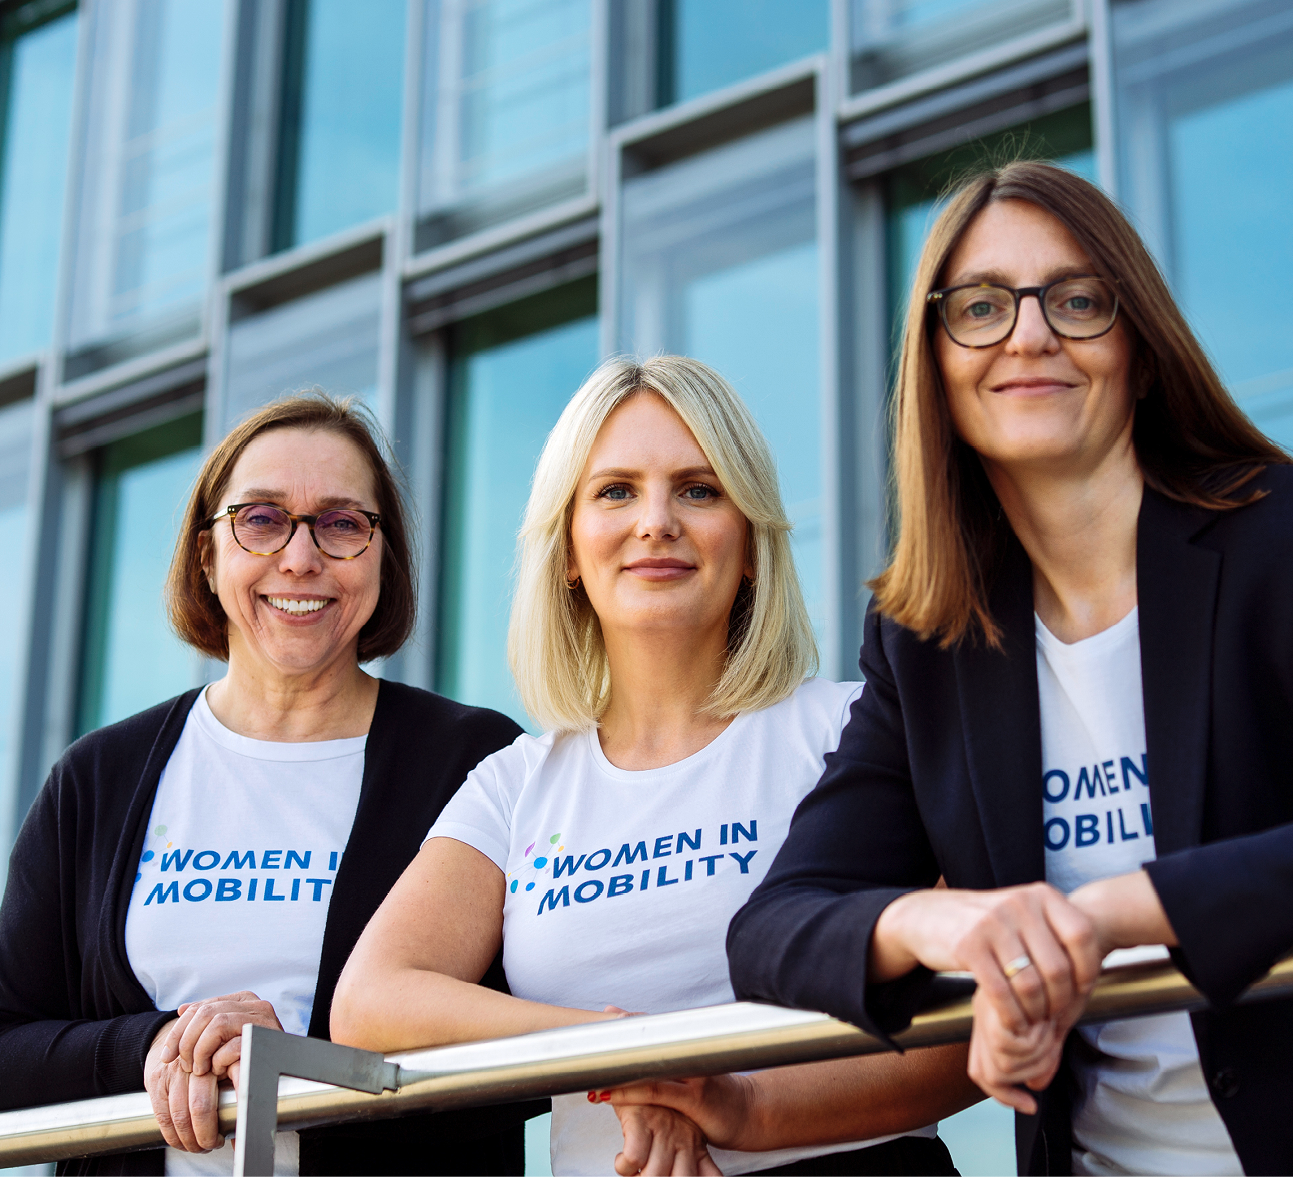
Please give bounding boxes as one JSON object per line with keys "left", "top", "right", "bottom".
{"left": 236, "top": 489, "right": 369, "bottom": 510}
{"left": 947, "top": 263, "right": 1096, "bottom": 287}
{"left": 585, "top": 465, "right": 718, "bottom": 482}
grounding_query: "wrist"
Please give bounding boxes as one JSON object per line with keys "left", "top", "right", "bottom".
{"left": 725, "top": 1073, "right": 764, "bottom": 1152}
{"left": 869, "top": 894, "right": 922, "bottom": 982}
{"left": 1069, "top": 870, "right": 1175, "bottom": 953}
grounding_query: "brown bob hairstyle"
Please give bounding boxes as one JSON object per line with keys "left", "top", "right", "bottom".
{"left": 871, "top": 159, "right": 1290, "bottom": 649}
{"left": 166, "top": 392, "right": 416, "bottom": 663}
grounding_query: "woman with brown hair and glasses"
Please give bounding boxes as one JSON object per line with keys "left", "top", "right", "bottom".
{"left": 730, "top": 160, "right": 1293, "bottom": 1175}
{"left": 0, "top": 394, "right": 542, "bottom": 1176}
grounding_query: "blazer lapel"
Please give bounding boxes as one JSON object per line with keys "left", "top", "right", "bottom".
{"left": 1137, "top": 488, "right": 1221, "bottom": 855}
{"left": 954, "top": 536, "right": 1047, "bottom": 886}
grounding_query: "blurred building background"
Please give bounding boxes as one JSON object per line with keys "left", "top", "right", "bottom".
{"left": 0, "top": 0, "right": 1288, "bottom": 1170}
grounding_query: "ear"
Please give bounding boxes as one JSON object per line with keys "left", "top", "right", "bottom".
{"left": 198, "top": 530, "right": 216, "bottom": 593}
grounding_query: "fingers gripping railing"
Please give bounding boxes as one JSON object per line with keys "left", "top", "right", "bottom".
{"left": 2, "top": 951, "right": 1291, "bottom": 1174}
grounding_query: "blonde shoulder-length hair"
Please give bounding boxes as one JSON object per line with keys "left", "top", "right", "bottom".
{"left": 509, "top": 355, "right": 817, "bottom": 733}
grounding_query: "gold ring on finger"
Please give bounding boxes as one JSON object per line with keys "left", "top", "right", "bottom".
{"left": 1003, "top": 953, "right": 1033, "bottom": 979}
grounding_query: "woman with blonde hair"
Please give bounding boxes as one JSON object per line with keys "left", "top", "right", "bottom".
{"left": 334, "top": 356, "right": 977, "bottom": 1175}
{"left": 730, "top": 160, "right": 1293, "bottom": 1175}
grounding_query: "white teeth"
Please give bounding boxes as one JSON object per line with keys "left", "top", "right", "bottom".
{"left": 267, "top": 597, "right": 328, "bottom": 614}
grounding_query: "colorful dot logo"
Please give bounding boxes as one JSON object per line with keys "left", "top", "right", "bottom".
{"left": 507, "top": 831, "right": 564, "bottom": 897}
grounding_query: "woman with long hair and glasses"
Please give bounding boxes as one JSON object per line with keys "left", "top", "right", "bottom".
{"left": 333, "top": 356, "right": 980, "bottom": 1176}
{"left": 729, "top": 160, "right": 1293, "bottom": 1175}
{"left": 0, "top": 395, "right": 542, "bottom": 1175}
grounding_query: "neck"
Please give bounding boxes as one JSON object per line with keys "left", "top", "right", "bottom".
{"left": 983, "top": 435, "right": 1143, "bottom": 644}
{"left": 596, "top": 623, "right": 733, "bottom": 770}
{"left": 207, "top": 642, "right": 379, "bottom": 741}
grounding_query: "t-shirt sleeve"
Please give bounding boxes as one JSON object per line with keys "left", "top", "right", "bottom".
{"left": 424, "top": 742, "right": 523, "bottom": 872}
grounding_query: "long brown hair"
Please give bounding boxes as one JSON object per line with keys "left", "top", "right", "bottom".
{"left": 871, "top": 159, "right": 1289, "bottom": 648}
{"left": 167, "top": 392, "right": 416, "bottom": 662}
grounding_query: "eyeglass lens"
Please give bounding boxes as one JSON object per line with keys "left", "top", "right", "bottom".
{"left": 942, "top": 278, "right": 1116, "bottom": 346}
{"left": 231, "top": 504, "right": 373, "bottom": 557}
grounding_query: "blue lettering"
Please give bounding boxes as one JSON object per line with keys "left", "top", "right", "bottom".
{"left": 1122, "top": 755, "right": 1148, "bottom": 790}
{"left": 613, "top": 842, "right": 647, "bottom": 867}
{"left": 729, "top": 850, "right": 757, "bottom": 873}
{"left": 1075, "top": 814, "right": 1100, "bottom": 847}
{"left": 286, "top": 851, "right": 311, "bottom": 870}
{"left": 1044, "top": 817, "right": 1070, "bottom": 851}
{"left": 676, "top": 829, "right": 701, "bottom": 853}
{"left": 1117, "top": 809, "right": 1139, "bottom": 841}
{"left": 183, "top": 879, "right": 213, "bottom": 902}
{"left": 1042, "top": 770, "right": 1069, "bottom": 803}
{"left": 684, "top": 859, "right": 693, "bottom": 881}
{"left": 263, "top": 877, "right": 286, "bottom": 901}
{"left": 161, "top": 849, "right": 192, "bottom": 873}
{"left": 260, "top": 850, "right": 282, "bottom": 869}
{"left": 720, "top": 824, "right": 728, "bottom": 845}
{"left": 1140, "top": 802, "right": 1154, "bottom": 836}
{"left": 731, "top": 821, "right": 757, "bottom": 844}
{"left": 640, "top": 869, "right": 650, "bottom": 891}
{"left": 145, "top": 882, "right": 179, "bottom": 905}
{"left": 192, "top": 851, "right": 219, "bottom": 871}
{"left": 328, "top": 851, "right": 338, "bottom": 871}
{"left": 305, "top": 878, "right": 332, "bottom": 901}
{"left": 607, "top": 874, "right": 634, "bottom": 897}
{"left": 538, "top": 886, "right": 570, "bottom": 914}
{"left": 652, "top": 836, "right": 672, "bottom": 859}
{"left": 1106, "top": 811, "right": 1115, "bottom": 843}
{"left": 291, "top": 878, "right": 301, "bottom": 900}
{"left": 698, "top": 854, "right": 722, "bottom": 876}
{"left": 574, "top": 880, "right": 603, "bottom": 903}
{"left": 221, "top": 850, "right": 255, "bottom": 870}
{"left": 552, "top": 854, "right": 585, "bottom": 879}
{"left": 657, "top": 865, "right": 679, "bottom": 887}
{"left": 585, "top": 848, "right": 612, "bottom": 871}
{"left": 215, "top": 878, "right": 242, "bottom": 901}
{"left": 1102, "top": 760, "right": 1118, "bottom": 793}
{"left": 248, "top": 878, "right": 258, "bottom": 901}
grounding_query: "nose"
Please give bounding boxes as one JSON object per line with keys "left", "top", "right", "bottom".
{"left": 636, "top": 483, "right": 680, "bottom": 540}
{"left": 1006, "top": 292, "right": 1060, "bottom": 356}
{"left": 276, "top": 520, "right": 324, "bottom": 575}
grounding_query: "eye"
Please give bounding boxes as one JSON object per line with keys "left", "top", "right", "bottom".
{"left": 967, "top": 301, "right": 996, "bottom": 319}
{"left": 596, "top": 483, "right": 632, "bottom": 501}
{"left": 681, "top": 483, "right": 719, "bottom": 501}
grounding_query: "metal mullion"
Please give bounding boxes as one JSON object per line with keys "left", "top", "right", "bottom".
{"left": 1087, "top": 0, "right": 1118, "bottom": 197}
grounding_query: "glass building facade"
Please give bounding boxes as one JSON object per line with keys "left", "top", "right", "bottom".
{"left": 0, "top": 1, "right": 1286, "bottom": 1170}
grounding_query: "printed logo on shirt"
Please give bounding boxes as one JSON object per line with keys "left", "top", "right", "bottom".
{"left": 509, "top": 820, "right": 761, "bottom": 916}
{"left": 133, "top": 821, "right": 343, "bottom": 906}
{"left": 1042, "top": 753, "right": 1153, "bottom": 852}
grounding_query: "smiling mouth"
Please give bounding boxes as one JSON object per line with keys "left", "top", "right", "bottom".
{"left": 266, "top": 596, "right": 331, "bottom": 615}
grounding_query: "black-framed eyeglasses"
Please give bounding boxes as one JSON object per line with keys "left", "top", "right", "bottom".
{"left": 206, "top": 503, "right": 381, "bottom": 559}
{"left": 927, "top": 275, "right": 1119, "bottom": 348}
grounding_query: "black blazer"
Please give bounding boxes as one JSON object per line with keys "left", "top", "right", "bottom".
{"left": 0, "top": 679, "right": 546, "bottom": 1176}
{"left": 728, "top": 469, "right": 1293, "bottom": 1176}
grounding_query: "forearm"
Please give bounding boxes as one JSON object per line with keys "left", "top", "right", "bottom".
{"left": 330, "top": 965, "right": 607, "bottom": 1053}
{"left": 1069, "top": 869, "right": 1176, "bottom": 954}
{"left": 735, "top": 1044, "right": 979, "bottom": 1152}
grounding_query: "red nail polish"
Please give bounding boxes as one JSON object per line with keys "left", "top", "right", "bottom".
{"left": 587, "top": 1091, "right": 597, "bottom": 1102}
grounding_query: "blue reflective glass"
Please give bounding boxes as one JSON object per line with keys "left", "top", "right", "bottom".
{"left": 78, "top": 416, "right": 204, "bottom": 735}
{"left": 850, "top": 0, "right": 1070, "bottom": 91}
{"left": 67, "top": 0, "right": 225, "bottom": 372}
{"left": 667, "top": 0, "right": 828, "bottom": 104}
{"left": 0, "top": 399, "right": 33, "bottom": 819}
{"left": 223, "top": 271, "right": 382, "bottom": 431}
{"left": 437, "top": 278, "right": 598, "bottom": 727}
{"left": 280, "top": 0, "right": 406, "bottom": 249}
{"left": 619, "top": 118, "right": 823, "bottom": 636}
{"left": 418, "top": 0, "right": 591, "bottom": 249}
{"left": 0, "top": 6, "right": 77, "bottom": 364}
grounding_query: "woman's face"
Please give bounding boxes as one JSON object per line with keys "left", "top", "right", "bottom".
{"left": 204, "top": 427, "right": 383, "bottom": 678}
{"left": 934, "top": 199, "right": 1136, "bottom": 477}
{"left": 567, "top": 393, "right": 752, "bottom": 646}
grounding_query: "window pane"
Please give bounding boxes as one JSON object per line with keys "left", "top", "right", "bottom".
{"left": 0, "top": 4, "right": 77, "bottom": 365}
{"left": 1114, "top": 0, "right": 1293, "bottom": 451}
{"left": 0, "top": 399, "right": 33, "bottom": 813}
{"left": 850, "top": 0, "right": 1071, "bottom": 92}
{"left": 885, "top": 105, "right": 1094, "bottom": 357}
{"left": 417, "top": 0, "right": 591, "bottom": 251}
{"left": 276, "top": 0, "right": 406, "bottom": 250}
{"left": 437, "top": 277, "right": 598, "bottom": 727}
{"left": 223, "top": 271, "right": 382, "bottom": 431}
{"left": 66, "top": 0, "right": 226, "bottom": 375}
{"left": 665, "top": 0, "right": 828, "bottom": 105}
{"left": 78, "top": 414, "right": 204, "bottom": 735}
{"left": 618, "top": 118, "right": 823, "bottom": 637}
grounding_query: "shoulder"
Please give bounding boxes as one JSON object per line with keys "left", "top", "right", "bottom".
{"left": 372, "top": 681, "right": 523, "bottom": 755}
{"left": 749, "top": 677, "right": 865, "bottom": 742}
{"left": 1186, "top": 464, "right": 1293, "bottom": 566}
{"left": 54, "top": 690, "right": 200, "bottom": 784}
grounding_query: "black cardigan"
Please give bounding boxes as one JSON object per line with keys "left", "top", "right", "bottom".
{"left": 728, "top": 470, "right": 1293, "bottom": 1176}
{"left": 0, "top": 679, "right": 546, "bottom": 1175}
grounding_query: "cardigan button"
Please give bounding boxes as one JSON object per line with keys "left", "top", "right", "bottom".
{"left": 1210, "top": 1067, "right": 1239, "bottom": 1098}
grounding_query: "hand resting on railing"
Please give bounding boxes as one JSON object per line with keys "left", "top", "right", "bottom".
{"left": 143, "top": 991, "right": 282, "bottom": 1153}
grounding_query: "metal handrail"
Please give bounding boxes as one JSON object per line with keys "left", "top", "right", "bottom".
{"left": 1, "top": 950, "right": 1290, "bottom": 1168}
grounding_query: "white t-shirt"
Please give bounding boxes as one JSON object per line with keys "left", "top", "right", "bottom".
{"left": 429, "top": 678, "right": 938, "bottom": 1176}
{"left": 125, "top": 688, "right": 366, "bottom": 1177}
{"left": 1036, "top": 610, "right": 1242, "bottom": 1177}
